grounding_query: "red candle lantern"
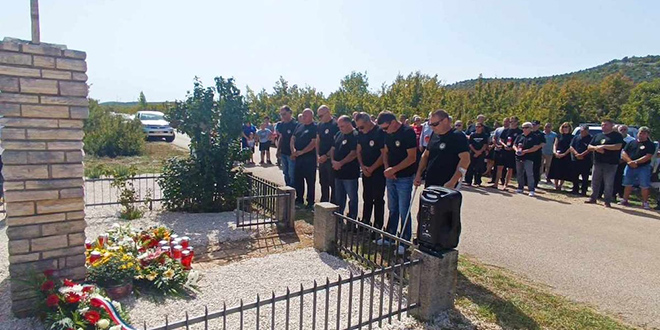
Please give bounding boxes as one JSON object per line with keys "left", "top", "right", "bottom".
{"left": 181, "top": 250, "right": 192, "bottom": 270}
{"left": 173, "top": 245, "right": 183, "bottom": 260}
{"left": 180, "top": 237, "right": 190, "bottom": 249}
{"left": 89, "top": 251, "right": 102, "bottom": 263}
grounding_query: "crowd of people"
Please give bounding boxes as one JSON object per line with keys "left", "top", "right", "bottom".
{"left": 240, "top": 106, "right": 660, "bottom": 250}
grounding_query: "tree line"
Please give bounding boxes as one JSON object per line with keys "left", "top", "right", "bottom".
{"left": 245, "top": 71, "right": 660, "bottom": 135}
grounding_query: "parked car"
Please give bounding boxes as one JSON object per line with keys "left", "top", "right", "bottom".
{"left": 135, "top": 111, "right": 175, "bottom": 142}
{"left": 571, "top": 123, "right": 637, "bottom": 139}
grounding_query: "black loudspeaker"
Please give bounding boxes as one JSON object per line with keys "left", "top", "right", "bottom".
{"left": 417, "top": 186, "right": 462, "bottom": 253}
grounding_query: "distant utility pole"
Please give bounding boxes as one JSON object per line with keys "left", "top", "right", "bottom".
{"left": 31, "top": 0, "right": 40, "bottom": 43}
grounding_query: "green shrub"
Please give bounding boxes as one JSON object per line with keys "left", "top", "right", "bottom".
{"left": 84, "top": 99, "right": 146, "bottom": 157}
{"left": 159, "top": 77, "right": 249, "bottom": 212}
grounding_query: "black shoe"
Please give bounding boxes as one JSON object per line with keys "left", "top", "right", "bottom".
{"left": 655, "top": 204, "right": 660, "bottom": 211}
{"left": 584, "top": 199, "right": 597, "bottom": 204}
{"left": 570, "top": 190, "right": 579, "bottom": 195}
{"left": 604, "top": 202, "right": 612, "bottom": 208}
{"left": 267, "top": 160, "right": 273, "bottom": 165}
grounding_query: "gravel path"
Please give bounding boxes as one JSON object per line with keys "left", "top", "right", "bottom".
{"left": 130, "top": 248, "right": 409, "bottom": 330}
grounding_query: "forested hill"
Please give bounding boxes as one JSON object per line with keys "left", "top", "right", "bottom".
{"left": 448, "top": 55, "right": 660, "bottom": 89}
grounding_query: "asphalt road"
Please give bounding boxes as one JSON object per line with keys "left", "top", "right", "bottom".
{"left": 248, "top": 148, "right": 660, "bottom": 329}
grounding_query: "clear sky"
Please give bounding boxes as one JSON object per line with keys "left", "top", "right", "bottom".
{"left": 2, "top": 0, "right": 659, "bottom": 102}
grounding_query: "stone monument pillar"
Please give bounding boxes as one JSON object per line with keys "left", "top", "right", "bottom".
{"left": 0, "top": 37, "right": 88, "bottom": 316}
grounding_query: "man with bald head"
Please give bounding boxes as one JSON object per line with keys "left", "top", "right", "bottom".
{"left": 356, "top": 112, "right": 385, "bottom": 230}
{"left": 331, "top": 116, "right": 360, "bottom": 219}
{"left": 291, "top": 108, "right": 318, "bottom": 208}
{"left": 317, "top": 105, "right": 339, "bottom": 203}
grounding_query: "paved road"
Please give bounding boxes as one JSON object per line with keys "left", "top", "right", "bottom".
{"left": 171, "top": 132, "right": 191, "bottom": 150}
{"left": 248, "top": 149, "right": 660, "bottom": 328}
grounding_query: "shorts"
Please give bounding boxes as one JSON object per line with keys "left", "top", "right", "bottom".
{"left": 498, "top": 150, "right": 516, "bottom": 169}
{"left": 259, "top": 141, "right": 271, "bottom": 151}
{"left": 623, "top": 164, "right": 652, "bottom": 188}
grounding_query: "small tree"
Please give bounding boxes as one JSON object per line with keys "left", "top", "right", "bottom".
{"left": 138, "top": 91, "right": 148, "bottom": 110}
{"left": 159, "top": 77, "right": 249, "bottom": 212}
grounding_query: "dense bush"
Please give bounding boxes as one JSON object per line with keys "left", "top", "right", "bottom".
{"left": 159, "top": 77, "right": 249, "bottom": 212}
{"left": 84, "top": 99, "right": 146, "bottom": 157}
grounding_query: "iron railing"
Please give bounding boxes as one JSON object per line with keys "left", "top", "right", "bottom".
{"left": 84, "top": 174, "right": 163, "bottom": 209}
{"left": 142, "top": 259, "right": 421, "bottom": 330}
{"left": 334, "top": 212, "right": 415, "bottom": 270}
{"left": 236, "top": 193, "right": 290, "bottom": 228}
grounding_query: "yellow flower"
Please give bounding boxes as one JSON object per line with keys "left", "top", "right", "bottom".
{"left": 163, "top": 269, "right": 175, "bottom": 279}
{"left": 146, "top": 272, "right": 157, "bottom": 281}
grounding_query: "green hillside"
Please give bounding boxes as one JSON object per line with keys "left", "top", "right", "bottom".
{"left": 448, "top": 55, "right": 660, "bottom": 89}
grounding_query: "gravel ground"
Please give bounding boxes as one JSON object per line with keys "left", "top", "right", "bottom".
{"left": 130, "top": 247, "right": 410, "bottom": 330}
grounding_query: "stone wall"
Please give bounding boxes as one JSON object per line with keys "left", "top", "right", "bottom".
{"left": 0, "top": 38, "right": 88, "bottom": 316}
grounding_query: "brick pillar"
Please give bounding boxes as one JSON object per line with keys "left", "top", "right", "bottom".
{"left": 0, "top": 38, "right": 88, "bottom": 317}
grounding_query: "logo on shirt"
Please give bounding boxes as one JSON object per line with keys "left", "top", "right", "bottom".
{"left": 424, "top": 136, "right": 430, "bottom": 143}
{"left": 395, "top": 140, "right": 401, "bottom": 147}
{"left": 325, "top": 129, "right": 329, "bottom": 134}
{"left": 287, "top": 130, "right": 291, "bottom": 134}
{"left": 600, "top": 139, "right": 606, "bottom": 144}
{"left": 439, "top": 142, "right": 446, "bottom": 150}
{"left": 369, "top": 140, "right": 375, "bottom": 147}
{"left": 640, "top": 145, "right": 646, "bottom": 150}
{"left": 304, "top": 130, "right": 309, "bottom": 134}
{"left": 342, "top": 139, "right": 347, "bottom": 145}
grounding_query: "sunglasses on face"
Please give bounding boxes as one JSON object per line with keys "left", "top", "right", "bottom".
{"left": 358, "top": 125, "right": 365, "bottom": 130}
{"left": 523, "top": 127, "right": 531, "bottom": 129}
{"left": 429, "top": 121, "right": 440, "bottom": 127}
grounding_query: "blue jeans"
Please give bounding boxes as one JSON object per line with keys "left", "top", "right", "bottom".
{"left": 335, "top": 179, "right": 359, "bottom": 219}
{"left": 385, "top": 176, "right": 414, "bottom": 241}
{"left": 281, "top": 155, "right": 295, "bottom": 187}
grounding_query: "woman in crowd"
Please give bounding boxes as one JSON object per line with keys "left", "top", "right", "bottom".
{"left": 547, "top": 122, "right": 574, "bottom": 191}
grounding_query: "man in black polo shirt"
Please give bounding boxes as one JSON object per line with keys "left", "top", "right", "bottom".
{"left": 356, "top": 112, "right": 385, "bottom": 230}
{"left": 530, "top": 120, "right": 545, "bottom": 188}
{"left": 414, "top": 109, "right": 470, "bottom": 189}
{"left": 464, "top": 123, "right": 488, "bottom": 186}
{"left": 585, "top": 119, "right": 624, "bottom": 208}
{"left": 290, "top": 108, "right": 317, "bottom": 208}
{"left": 377, "top": 111, "right": 417, "bottom": 247}
{"left": 276, "top": 105, "right": 298, "bottom": 187}
{"left": 619, "top": 126, "right": 655, "bottom": 209}
{"left": 316, "top": 105, "right": 339, "bottom": 203}
{"left": 331, "top": 116, "right": 360, "bottom": 219}
{"left": 569, "top": 125, "right": 593, "bottom": 196}
{"left": 492, "top": 117, "right": 522, "bottom": 191}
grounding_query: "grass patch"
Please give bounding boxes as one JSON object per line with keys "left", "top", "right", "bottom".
{"left": 456, "top": 255, "right": 636, "bottom": 330}
{"left": 84, "top": 142, "right": 188, "bottom": 176}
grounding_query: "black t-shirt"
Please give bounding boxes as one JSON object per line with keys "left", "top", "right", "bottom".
{"left": 317, "top": 119, "right": 339, "bottom": 157}
{"left": 292, "top": 122, "right": 317, "bottom": 159}
{"left": 590, "top": 132, "right": 624, "bottom": 164}
{"left": 570, "top": 134, "right": 592, "bottom": 161}
{"left": 500, "top": 128, "right": 523, "bottom": 152}
{"left": 333, "top": 130, "right": 360, "bottom": 179}
{"left": 358, "top": 125, "right": 385, "bottom": 169}
{"left": 623, "top": 139, "right": 655, "bottom": 166}
{"left": 384, "top": 125, "right": 418, "bottom": 178}
{"left": 531, "top": 131, "right": 545, "bottom": 161}
{"left": 514, "top": 133, "right": 542, "bottom": 161}
{"left": 468, "top": 132, "right": 489, "bottom": 153}
{"left": 425, "top": 128, "right": 470, "bottom": 186}
{"left": 277, "top": 120, "right": 298, "bottom": 156}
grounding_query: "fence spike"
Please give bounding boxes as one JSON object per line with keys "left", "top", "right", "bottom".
{"left": 240, "top": 299, "right": 244, "bottom": 330}
{"left": 205, "top": 305, "right": 209, "bottom": 330}
{"left": 336, "top": 274, "right": 342, "bottom": 330}
{"left": 223, "top": 302, "right": 227, "bottom": 330}
{"left": 271, "top": 291, "right": 276, "bottom": 330}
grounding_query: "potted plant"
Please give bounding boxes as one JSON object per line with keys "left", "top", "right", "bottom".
{"left": 86, "top": 250, "right": 139, "bottom": 300}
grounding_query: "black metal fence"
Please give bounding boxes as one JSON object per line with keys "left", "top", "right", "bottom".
{"left": 143, "top": 211, "right": 422, "bottom": 330}
{"left": 235, "top": 174, "right": 289, "bottom": 228}
{"left": 142, "top": 259, "right": 420, "bottom": 330}
{"left": 334, "top": 213, "right": 415, "bottom": 270}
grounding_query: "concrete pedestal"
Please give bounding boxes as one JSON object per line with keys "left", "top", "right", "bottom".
{"left": 409, "top": 249, "right": 459, "bottom": 321}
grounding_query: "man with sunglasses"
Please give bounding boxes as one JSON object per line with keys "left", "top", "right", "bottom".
{"left": 356, "top": 112, "right": 386, "bottom": 230}
{"left": 414, "top": 109, "right": 470, "bottom": 189}
{"left": 316, "top": 105, "right": 339, "bottom": 203}
{"left": 377, "top": 111, "right": 418, "bottom": 246}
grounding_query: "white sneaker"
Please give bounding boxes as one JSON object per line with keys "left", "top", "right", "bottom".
{"left": 515, "top": 189, "right": 523, "bottom": 194}
{"left": 529, "top": 191, "right": 536, "bottom": 197}
{"left": 396, "top": 245, "right": 406, "bottom": 255}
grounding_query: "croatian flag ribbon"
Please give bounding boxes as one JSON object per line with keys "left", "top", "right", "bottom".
{"left": 89, "top": 295, "right": 136, "bottom": 330}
